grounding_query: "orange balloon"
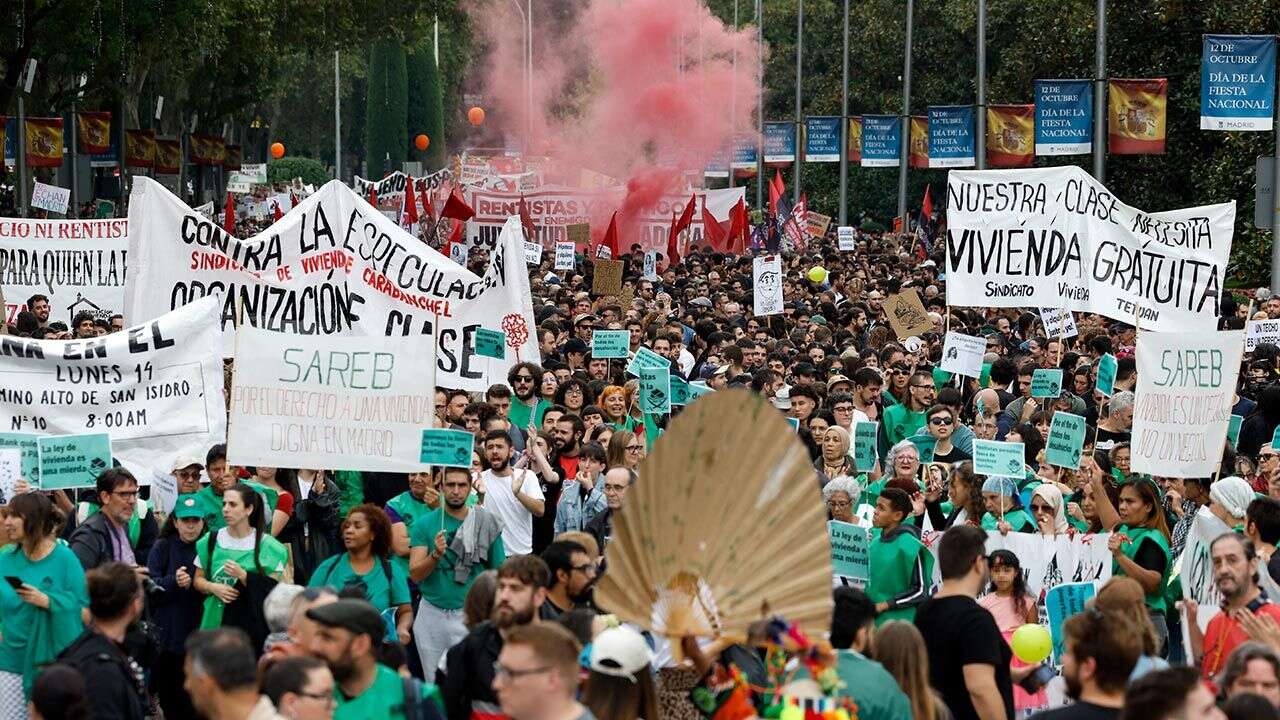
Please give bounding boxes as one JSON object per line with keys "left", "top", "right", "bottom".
{"left": 414, "top": 134, "right": 430, "bottom": 151}
{"left": 270, "top": 142, "right": 285, "bottom": 159}
{"left": 468, "top": 106, "right": 486, "bottom": 127}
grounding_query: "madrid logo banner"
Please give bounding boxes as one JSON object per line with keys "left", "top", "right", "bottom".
{"left": 945, "top": 166, "right": 1234, "bottom": 332}
{"left": 1034, "top": 80, "right": 1093, "bottom": 156}
{"left": 123, "top": 177, "right": 540, "bottom": 392}
{"left": 1201, "top": 34, "right": 1276, "bottom": 131}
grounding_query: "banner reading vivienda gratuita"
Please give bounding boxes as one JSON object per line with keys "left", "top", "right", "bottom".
{"left": 945, "top": 166, "right": 1235, "bottom": 332}
{"left": 0, "top": 295, "right": 225, "bottom": 482}
{"left": 124, "top": 177, "right": 539, "bottom": 392}
{"left": 1201, "top": 35, "right": 1276, "bottom": 131}
{"left": 0, "top": 217, "right": 129, "bottom": 325}
{"left": 1131, "top": 329, "right": 1243, "bottom": 478}
{"left": 228, "top": 326, "right": 435, "bottom": 472}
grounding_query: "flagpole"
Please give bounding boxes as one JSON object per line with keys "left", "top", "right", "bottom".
{"left": 896, "top": 0, "right": 915, "bottom": 228}
{"left": 975, "top": 0, "right": 987, "bottom": 170}
{"left": 70, "top": 103, "right": 79, "bottom": 217}
{"left": 16, "top": 95, "right": 27, "bottom": 217}
{"left": 1092, "top": 0, "right": 1106, "bottom": 181}
{"left": 334, "top": 50, "right": 342, "bottom": 181}
{"left": 793, "top": 0, "right": 803, "bottom": 205}
{"left": 755, "top": 0, "right": 764, "bottom": 211}
{"left": 838, "top": 0, "right": 849, "bottom": 224}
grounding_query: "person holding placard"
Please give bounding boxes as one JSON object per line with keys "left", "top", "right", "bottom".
{"left": 980, "top": 477, "right": 1035, "bottom": 534}
{"left": 1089, "top": 473, "right": 1172, "bottom": 656}
{"left": 923, "top": 461, "right": 985, "bottom": 530}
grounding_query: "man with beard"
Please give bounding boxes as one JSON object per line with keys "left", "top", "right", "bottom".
{"left": 1027, "top": 609, "right": 1141, "bottom": 720}
{"left": 441, "top": 555, "right": 550, "bottom": 719}
{"left": 26, "top": 293, "right": 50, "bottom": 328}
{"left": 551, "top": 415, "right": 584, "bottom": 481}
{"left": 507, "top": 362, "right": 553, "bottom": 432}
{"left": 480, "top": 429, "right": 545, "bottom": 555}
{"left": 409, "top": 466, "right": 504, "bottom": 676}
{"left": 1187, "top": 533, "right": 1280, "bottom": 679}
{"left": 539, "top": 540, "right": 596, "bottom": 620}
{"left": 307, "top": 599, "right": 445, "bottom": 719}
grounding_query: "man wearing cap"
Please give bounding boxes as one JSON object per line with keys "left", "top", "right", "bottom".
{"left": 572, "top": 314, "right": 597, "bottom": 343}
{"left": 307, "top": 598, "right": 445, "bottom": 720}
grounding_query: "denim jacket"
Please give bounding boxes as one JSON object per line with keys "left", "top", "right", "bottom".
{"left": 554, "top": 476, "right": 607, "bottom": 533}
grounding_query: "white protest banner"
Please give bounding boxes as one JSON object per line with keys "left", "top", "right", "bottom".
{"left": 1247, "top": 319, "right": 1280, "bottom": 352}
{"left": 123, "top": 177, "right": 540, "bottom": 392}
{"left": 554, "top": 242, "right": 575, "bottom": 271}
{"left": 0, "top": 295, "right": 225, "bottom": 482}
{"left": 0, "top": 217, "right": 129, "bottom": 325}
{"left": 837, "top": 226, "right": 856, "bottom": 251}
{"left": 352, "top": 168, "right": 454, "bottom": 198}
{"left": 1132, "top": 329, "right": 1243, "bottom": 477}
{"left": 1040, "top": 307, "right": 1078, "bottom": 339}
{"left": 1179, "top": 506, "right": 1230, "bottom": 639}
{"left": 228, "top": 326, "right": 434, "bottom": 472}
{"left": 194, "top": 201, "right": 215, "bottom": 220}
{"left": 946, "top": 166, "right": 1235, "bottom": 332}
{"left": 31, "top": 181, "right": 71, "bottom": 214}
{"left": 753, "top": 255, "right": 783, "bottom": 317}
{"left": 922, "top": 530, "right": 1112, "bottom": 596}
{"left": 240, "top": 163, "right": 268, "bottom": 183}
{"left": 941, "top": 331, "right": 985, "bottom": 378}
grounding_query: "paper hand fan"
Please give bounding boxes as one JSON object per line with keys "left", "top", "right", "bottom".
{"left": 594, "top": 389, "right": 833, "bottom": 641}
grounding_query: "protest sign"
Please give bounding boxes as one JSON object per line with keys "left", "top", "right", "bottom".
{"left": 785, "top": 417, "right": 800, "bottom": 431}
{"left": 925, "top": 530, "right": 1112, "bottom": 597}
{"left": 554, "top": 242, "right": 575, "bottom": 271}
{"left": 240, "top": 163, "right": 269, "bottom": 183}
{"left": 1271, "top": 424, "right": 1280, "bottom": 451}
{"left": 643, "top": 251, "right": 658, "bottom": 281}
{"left": 753, "top": 255, "right": 784, "bottom": 316}
{"left": 1246, "top": 319, "right": 1280, "bottom": 352}
{"left": 941, "top": 332, "right": 985, "bottom": 378}
{"left": 837, "top": 226, "right": 855, "bottom": 251}
{"left": 593, "top": 259, "right": 623, "bottom": 296}
{"left": 908, "top": 434, "right": 937, "bottom": 464}
{"left": 591, "top": 330, "right": 630, "bottom": 359}
{"left": 38, "top": 433, "right": 112, "bottom": 490}
{"left": 0, "top": 217, "right": 129, "bottom": 324}
{"left": 150, "top": 469, "right": 179, "bottom": 515}
{"left": 522, "top": 241, "right": 543, "bottom": 265}
{"left": 0, "top": 296, "right": 225, "bottom": 481}
{"left": 420, "top": 429, "right": 474, "bottom": 468}
{"left": 565, "top": 223, "right": 591, "bottom": 247}
{"left": 474, "top": 328, "right": 506, "bottom": 359}
{"left": 0, "top": 449, "right": 19, "bottom": 502}
{"left": 806, "top": 212, "right": 832, "bottom": 239}
{"left": 1040, "top": 307, "right": 1079, "bottom": 339}
{"left": 884, "top": 289, "right": 932, "bottom": 339}
{"left": 94, "top": 200, "right": 117, "bottom": 219}
{"left": 670, "top": 377, "right": 690, "bottom": 406}
{"left": 1045, "top": 582, "right": 1097, "bottom": 662}
{"left": 0, "top": 433, "right": 39, "bottom": 484}
{"left": 853, "top": 421, "right": 879, "bottom": 472}
{"left": 973, "top": 439, "right": 1025, "bottom": 478}
{"left": 688, "top": 381, "right": 715, "bottom": 400}
{"left": 1096, "top": 353, "right": 1118, "bottom": 396}
{"left": 31, "top": 181, "right": 71, "bottom": 214}
{"left": 1228, "top": 414, "right": 1244, "bottom": 449}
{"left": 638, "top": 365, "right": 671, "bottom": 414}
{"left": 351, "top": 168, "right": 453, "bottom": 199}
{"left": 1132, "top": 329, "right": 1243, "bottom": 477}
{"left": 1030, "top": 369, "right": 1064, "bottom": 398}
{"left": 1045, "top": 411, "right": 1087, "bottom": 469}
{"left": 123, "top": 178, "right": 540, "bottom": 392}
{"left": 1181, "top": 507, "right": 1231, "bottom": 638}
{"left": 945, "top": 166, "right": 1234, "bottom": 332}
{"left": 228, "top": 327, "right": 435, "bottom": 472}
{"left": 828, "top": 520, "right": 870, "bottom": 582}
{"left": 626, "top": 346, "right": 670, "bottom": 376}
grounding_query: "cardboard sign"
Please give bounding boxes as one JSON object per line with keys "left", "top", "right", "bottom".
{"left": 1030, "top": 368, "right": 1064, "bottom": 398}
{"left": 566, "top": 222, "right": 591, "bottom": 247}
{"left": 670, "top": 377, "right": 690, "bottom": 406}
{"left": 475, "top": 328, "right": 506, "bottom": 359}
{"left": 973, "top": 439, "right": 1025, "bottom": 478}
{"left": 38, "top": 433, "right": 113, "bottom": 490}
{"left": 31, "top": 181, "right": 71, "bottom": 214}
{"left": 941, "top": 332, "right": 985, "bottom": 378}
{"left": 1040, "top": 307, "right": 1079, "bottom": 339}
{"left": 853, "top": 421, "right": 879, "bottom": 472}
{"left": 591, "top": 330, "right": 631, "bottom": 359}
{"left": 593, "top": 259, "right": 623, "bottom": 296}
{"left": 753, "top": 255, "right": 784, "bottom": 316}
{"left": 837, "top": 226, "right": 856, "bottom": 251}
{"left": 638, "top": 365, "right": 672, "bottom": 414}
{"left": 420, "top": 429, "right": 475, "bottom": 468}
{"left": 1096, "top": 353, "right": 1118, "bottom": 397}
{"left": 884, "top": 289, "right": 933, "bottom": 339}
{"left": 523, "top": 241, "right": 543, "bottom": 265}
{"left": 554, "top": 242, "right": 575, "bottom": 271}
{"left": 1045, "top": 582, "right": 1097, "bottom": 663}
{"left": 828, "top": 520, "right": 870, "bottom": 582}
{"left": 1045, "top": 411, "right": 1087, "bottom": 469}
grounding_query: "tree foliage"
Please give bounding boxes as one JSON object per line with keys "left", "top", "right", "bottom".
{"left": 407, "top": 35, "right": 447, "bottom": 169}
{"left": 268, "top": 156, "right": 328, "bottom": 185}
{"left": 366, "top": 38, "right": 408, "bottom": 179}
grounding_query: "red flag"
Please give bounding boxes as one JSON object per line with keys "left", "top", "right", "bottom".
{"left": 768, "top": 170, "right": 785, "bottom": 215}
{"left": 518, "top": 195, "right": 536, "bottom": 242}
{"left": 441, "top": 188, "right": 475, "bottom": 222}
{"left": 368, "top": 183, "right": 378, "bottom": 207}
{"left": 665, "top": 210, "right": 679, "bottom": 265}
{"left": 726, "top": 198, "right": 749, "bottom": 254}
{"left": 289, "top": 192, "right": 300, "bottom": 210}
{"left": 273, "top": 201, "right": 283, "bottom": 221}
{"left": 701, "top": 199, "right": 727, "bottom": 251}
{"left": 419, "top": 184, "right": 436, "bottom": 224}
{"left": 402, "top": 175, "right": 419, "bottom": 225}
{"left": 224, "top": 193, "right": 236, "bottom": 235}
{"left": 598, "top": 212, "right": 621, "bottom": 259}
{"left": 921, "top": 183, "right": 934, "bottom": 222}
{"left": 667, "top": 194, "right": 696, "bottom": 264}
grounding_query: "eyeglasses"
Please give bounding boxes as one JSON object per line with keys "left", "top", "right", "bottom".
{"left": 175, "top": 470, "right": 201, "bottom": 480}
{"left": 296, "top": 692, "right": 336, "bottom": 706}
{"left": 113, "top": 489, "right": 139, "bottom": 498}
{"left": 1029, "top": 503, "right": 1054, "bottom": 513}
{"left": 910, "top": 384, "right": 933, "bottom": 390}
{"left": 890, "top": 369, "right": 908, "bottom": 376}
{"left": 493, "top": 662, "right": 553, "bottom": 681}
{"left": 929, "top": 417, "right": 954, "bottom": 426}
{"left": 827, "top": 500, "right": 851, "bottom": 509}
{"left": 513, "top": 375, "right": 534, "bottom": 384}
{"left": 833, "top": 405, "right": 853, "bottom": 413}
{"left": 625, "top": 445, "right": 643, "bottom": 452}
{"left": 570, "top": 563, "right": 598, "bottom": 575}
{"left": 1263, "top": 454, "right": 1280, "bottom": 462}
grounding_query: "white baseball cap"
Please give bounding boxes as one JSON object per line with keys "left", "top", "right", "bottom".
{"left": 589, "top": 626, "right": 653, "bottom": 679}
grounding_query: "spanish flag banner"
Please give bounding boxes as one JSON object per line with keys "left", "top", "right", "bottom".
{"left": 909, "top": 115, "right": 928, "bottom": 169}
{"left": 155, "top": 139, "right": 182, "bottom": 174}
{"left": 1108, "top": 78, "right": 1167, "bottom": 154}
{"left": 125, "top": 129, "right": 156, "bottom": 168}
{"left": 76, "top": 111, "right": 112, "bottom": 155}
{"left": 206, "top": 136, "right": 226, "bottom": 165}
{"left": 986, "top": 104, "right": 1035, "bottom": 167}
{"left": 24, "top": 117, "right": 64, "bottom": 168}
{"left": 847, "top": 117, "right": 862, "bottom": 163}
{"left": 224, "top": 144, "right": 242, "bottom": 171}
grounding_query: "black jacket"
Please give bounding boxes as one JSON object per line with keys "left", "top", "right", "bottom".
{"left": 68, "top": 510, "right": 158, "bottom": 571}
{"left": 438, "top": 621, "right": 503, "bottom": 720}
{"left": 282, "top": 477, "right": 342, "bottom": 585}
{"left": 585, "top": 508, "right": 613, "bottom": 556}
{"left": 57, "top": 629, "right": 147, "bottom": 720}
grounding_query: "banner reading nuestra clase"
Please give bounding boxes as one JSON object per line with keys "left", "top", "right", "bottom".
{"left": 945, "top": 166, "right": 1234, "bottom": 332}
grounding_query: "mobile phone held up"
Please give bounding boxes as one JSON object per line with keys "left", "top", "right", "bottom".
{"left": 1019, "top": 663, "right": 1058, "bottom": 693}
{"left": 3, "top": 576, "right": 24, "bottom": 590}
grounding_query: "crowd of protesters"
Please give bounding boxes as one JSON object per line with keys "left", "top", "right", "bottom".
{"left": 2, "top": 203, "right": 1280, "bottom": 720}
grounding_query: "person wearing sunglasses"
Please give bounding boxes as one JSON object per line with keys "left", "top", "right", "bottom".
{"left": 506, "top": 362, "right": 553, "bottom": 434}
{"left": 880, "top": 370, "right": 935, "bottom": 453}
{"left": 924, "top": 406, "right": 970, "bottom": 464}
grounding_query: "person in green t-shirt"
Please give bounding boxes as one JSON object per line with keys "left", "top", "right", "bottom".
{"left": 1090, "top": 472, "right": 1173, "bottom": 645}
{"left": 194, "top": 443, "right": 237, "bottom": 531}
{"left": 309, "top": 504, "right": 412, "bottom": 644}
{"left": 387, "top": 471, "right": 439, "bottom": 578}
{"left": 879, "top": 370, "right": 934, "bottom": 456}
{"left": 867, "top": 488, "right": 934, "bottom": 625}
{"left": 508, "top": 363, "right": 552, "bottom": 431}
{"left": 409, "top": 466, "right": 506, "bottom": 676}
{"left": 307, "top": 599, "right": 444, "bottom": 720}
{"left": 192, "top": 484, "right": 289, "bottom": 647}
{"left": 980, "top": 476, "right": 1035, "bottom": 534}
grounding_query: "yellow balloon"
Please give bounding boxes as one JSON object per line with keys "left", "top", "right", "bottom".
{"left": 779, "top": 707, "right": 804, "bottom": 720}
{"left": 1011, "top": 623, "right": 1052, "bottom": 664}
{"left": 807, "top": 266, "right": 828, "bottom": 283}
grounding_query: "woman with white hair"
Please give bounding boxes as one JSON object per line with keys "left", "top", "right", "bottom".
{"left": 822, "top": 476, "right": 863, "bottom": 525}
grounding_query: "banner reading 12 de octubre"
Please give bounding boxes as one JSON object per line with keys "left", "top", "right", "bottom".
{"left": 1202, "top": 34, "right": 1276, "bottom": 131}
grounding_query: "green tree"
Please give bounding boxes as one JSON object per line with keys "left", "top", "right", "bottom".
{"left": 407, "top": 35, "right": 447, "bottom": 170}
{"left": 268, "top": 156, "right": 329, "bottom": 185}
{"left": 366, "top": 38, "right": 409, "bottom": 179}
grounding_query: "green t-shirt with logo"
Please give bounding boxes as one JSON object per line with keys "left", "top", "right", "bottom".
{"left": 508, "top": 397, "right": 551, "bottom": 432}
{"left": 309, "top": 554, "right": 411, "bottom": 613}
{"left": 334, "top": 663, "right": 443, "bottom": 720}
{"left": 195, "top": 528, "right": 289, "bottom": 629}
{"left": 0, "top": 544, "right": 87, "bottom": 681}
{"left": 409, "top": 508, "right": 506, "bottom": 610}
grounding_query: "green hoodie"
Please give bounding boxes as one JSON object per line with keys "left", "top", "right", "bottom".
{"left": 866, "top": 524, "right": 934, "bottom": 625}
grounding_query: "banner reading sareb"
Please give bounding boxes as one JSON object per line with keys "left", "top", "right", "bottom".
{"left": 123, "top": 177, "right": 539, "bottom": 392}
